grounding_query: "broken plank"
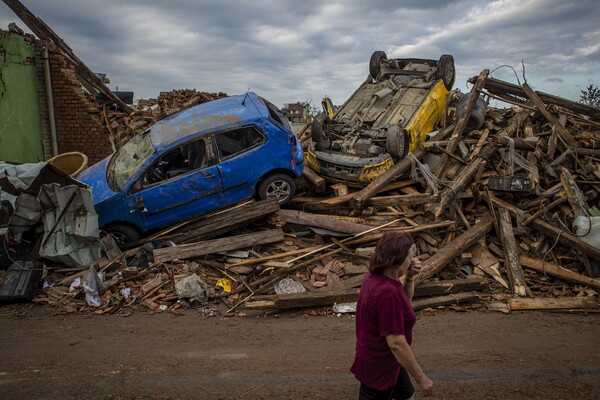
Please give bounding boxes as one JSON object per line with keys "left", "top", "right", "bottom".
{"left": 302, "top": 167, "right": 326, "bottom": 193}
{"left": 275, "top": 288, "right": 360, "bottom": 310}
{"left": 161, "top": 199, "right": 279, "bottom": 244}
{"left": 276, "top": 209, "right": 372, "bottom": 234}
{"left": 522, "top": 83, "right": 578, "bottom": 148}
{"left": 508, "top": 296, "right": 598, "bottom": 311}
{"left": 415, "top": 218, "right": 494, "bottom": 284}
{"left": 153, "top": 229, "right": 284, "bottom": 263}
{"left": 496, "top": 207, "right": 529, "bottom": 297}
{"left": 434, "top": 69, "right": 489, "bottom": 179}
{"left": 519, "top": 255, "right": 600, "bottom": 291}
{"left": 305, "top": 180, "right": 418, "bottom": 211}
{"left": 426, "top": 144, "right": 496, "bottom": 219}
{"left": 368, "top": 193, "right": 438, "bottom": 207}
{"left": 413, "top": 278, "right": 486, "bottom": 298}
{"left": 412, "top": 291, "right": 480, "bottom": 311}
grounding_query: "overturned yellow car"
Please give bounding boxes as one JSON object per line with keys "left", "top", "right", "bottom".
{"left": 307, "top": 51, "right": 455, "bottom": 185}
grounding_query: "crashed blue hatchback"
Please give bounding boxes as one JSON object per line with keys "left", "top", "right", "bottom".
{"left": 78, "top": 92, "right": 304, "bottom": 243}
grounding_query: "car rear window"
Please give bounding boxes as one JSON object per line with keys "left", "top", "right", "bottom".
{"left": 262, "top": 98, "right": 293, "bottom": 132}
{"left": 214, "top": 126, "right": 265, "bottom": 160}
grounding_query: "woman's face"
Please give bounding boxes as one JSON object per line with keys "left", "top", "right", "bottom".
{"left": 398, "top": 245, "right": 416, "bottom": 276}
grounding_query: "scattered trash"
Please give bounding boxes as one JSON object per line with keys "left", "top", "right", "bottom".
{"left": 274, "top": 278, "right": 307, "bottom": 295}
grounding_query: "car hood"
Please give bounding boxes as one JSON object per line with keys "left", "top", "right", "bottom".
{"left": 77, "top": 156, "right": 118, "bottom": 204}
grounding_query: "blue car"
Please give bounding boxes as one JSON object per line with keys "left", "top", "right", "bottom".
{"left": 78, "top": 92, "right": 304, "bottom": 243}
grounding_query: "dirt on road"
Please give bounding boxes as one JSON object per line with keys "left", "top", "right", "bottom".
{"left": 0, "top": 305, "right": 599, "bottom": 400}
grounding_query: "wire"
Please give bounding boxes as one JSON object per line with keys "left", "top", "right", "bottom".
{"left": 488, "top": 64, "right": 522, "bottom": 86}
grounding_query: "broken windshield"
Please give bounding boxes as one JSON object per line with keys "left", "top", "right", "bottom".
{"left": 107, "top": 131, "right": 156, "bottom": 191}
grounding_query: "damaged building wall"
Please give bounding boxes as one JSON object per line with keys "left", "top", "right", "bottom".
{"left": 0, "top": 29, "right": 45, "bottom": 163}
{"left": 0, "top": 26, "right": 114, "bottom": 166}
{"left": 47, "top": 43, "right": 113, "bottom": 164}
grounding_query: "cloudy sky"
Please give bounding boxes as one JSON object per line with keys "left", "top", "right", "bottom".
{"left": 2, "top": 0, "right": 599, "bottom": 109}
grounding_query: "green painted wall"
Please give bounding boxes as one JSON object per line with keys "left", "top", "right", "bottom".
{"left": 0, "top": 34, "right": 44, "bottom": 163}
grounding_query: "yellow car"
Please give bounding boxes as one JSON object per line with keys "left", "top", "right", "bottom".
{"left": 307, "top": 51, "right": 455, "bottom": 185}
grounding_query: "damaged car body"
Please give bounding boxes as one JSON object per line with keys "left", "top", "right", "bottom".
{"left": 307, "top": 51, "right": 455, "bottom": 184}
{"left": 78, "top": 92, "right": 304, "bottom": 243}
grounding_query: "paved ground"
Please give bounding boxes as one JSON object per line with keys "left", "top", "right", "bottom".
{"left": 0, "top": 305, "right": 599, "bottom": 399}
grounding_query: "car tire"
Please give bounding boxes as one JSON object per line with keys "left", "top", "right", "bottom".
{"left": 436, "top": 54, "right": 455, "bottom": 90}
{"left": 105, "top": 223, "right": 141, "bottom": 246}
{"left": 257, "top": 174, "right": 296, "bottom": 205}
{"left": 369, "top": 51, "right": 387, "bottom": 81}
{"left": 387, "top": 124, "right": 409, "bottom": 159}
{"left": 311, "top": 113, "right": 332, "bottom": 150}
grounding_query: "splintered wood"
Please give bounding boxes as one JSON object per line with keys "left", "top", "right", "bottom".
{"left": 34, "top": 73, "right": 600, "bottom": 315}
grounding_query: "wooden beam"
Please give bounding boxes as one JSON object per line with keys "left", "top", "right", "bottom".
{"left": 302, "top": 180, "right": 417, "bottom": 211}
{"left": 496, "top": 208, "right": 529, "bottom": 297}
{"left": 426, "top": 145, "right": 496, "bottom": 219}
{"left": 158, "top": 199, "right": 280, "bottom": 244}
{"left": 522, "top": 83, "right": 578, "bottom": 148}
{"left": 247, "top": 278, "right": 486, "bottom": 310}
{"left": 276, "top": 209, "right": 372, "bottom": 234}
{"left": 480, "top": 77, "right": 600, "bottom": 121}
{"left": 434, "top": 69, "right": 489, "bottom": 180}
{"left": 415, "top": 218, "right": 494, "bottom": 284}
{"left": 519, "top": 255, "right": 600, "bottom": 291}
{"left": 508, "top": 296, "right": 598, "bottom": 311}
{"left": 413, "top": 277, "right": 486, "bottom": 297}
{"left": 302, "top": 168, "right": 326, "bottom": 193}
{"left": 368, "top": 193, "right": 438, "bottom": 207}
{"left": 153, "top": 229, "right": 284, "bottom": 263}
{"left": 412, "top": 291, "right": 480, "bottom": 311}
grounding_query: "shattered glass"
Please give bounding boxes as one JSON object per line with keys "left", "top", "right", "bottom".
{"left": 107, "top": 131, "right": 156, "bottom": 191}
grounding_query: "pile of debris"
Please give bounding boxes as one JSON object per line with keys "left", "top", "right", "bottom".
{"left": 103, "top": 89, "right": 228, "bottom": 147}
{"left": 21, "top": 71, "right": 600, "bottom": 316}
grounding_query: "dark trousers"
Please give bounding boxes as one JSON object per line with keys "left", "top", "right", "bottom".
{"left": 358, "top": 368, "right": 415, "bottom": 400}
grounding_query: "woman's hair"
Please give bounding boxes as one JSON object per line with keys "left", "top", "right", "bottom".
{"left": 369, "top": 231, "right": 415, "bottom": 274}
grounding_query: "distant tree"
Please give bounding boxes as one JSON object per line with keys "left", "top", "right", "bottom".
{"left": 579, "top": 84, "right": 600, "bottom": 107}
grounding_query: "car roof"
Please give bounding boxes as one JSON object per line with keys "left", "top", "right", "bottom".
{"left": 149, "top": 92, "right": 267, "bottom": 150}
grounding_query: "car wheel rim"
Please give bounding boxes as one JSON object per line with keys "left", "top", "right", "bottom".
{"left": 266, "top": 180, "right": 291, "bottom": 202}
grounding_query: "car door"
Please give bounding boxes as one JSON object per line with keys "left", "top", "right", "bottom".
{"left": 213, "top": 126, "right": 267, "bottom": 204}
{"left": 131, "top": 137, "right": 223, "bottom": 230}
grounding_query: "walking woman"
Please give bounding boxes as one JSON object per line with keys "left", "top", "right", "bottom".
{"left": 351, "top": 232, "right": 434, "bottom": 399}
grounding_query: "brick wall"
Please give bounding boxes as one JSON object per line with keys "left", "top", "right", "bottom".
{"left": 47, "top": 45, "right": 113, "bottom": 165}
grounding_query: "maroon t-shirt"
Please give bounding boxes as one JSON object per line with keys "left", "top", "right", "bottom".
{"left": 350, "top": 272, "right": 417, "bottom": 390}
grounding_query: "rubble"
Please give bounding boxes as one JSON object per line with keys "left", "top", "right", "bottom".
{"left": 2, "top": 68, "right": 600, "bottom": 316}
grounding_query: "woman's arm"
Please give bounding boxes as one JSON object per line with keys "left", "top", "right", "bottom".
{"left": 403, "top": 258, "right": 422, "bottom": 302}
{"left": 403, "top": 277, "right": 416, "bottom": 301}
{"left": 386, "top": 334, "right": 434, "bottom": 396}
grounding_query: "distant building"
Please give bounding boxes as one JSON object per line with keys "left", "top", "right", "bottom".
{"left": 282, "top": 102, "right": 307, "bottom": 123}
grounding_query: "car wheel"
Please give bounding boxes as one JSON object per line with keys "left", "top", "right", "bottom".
{"left": 369, "top": 51, "right": 387, "bottom": 81}
{"left": 258, "top": 174, "right": 296, "bottom": 205}
{"left": 311, "top": 113, "right": 332, "bottom": 150}
{"left": 387, "top": 124, "right": 409, "bottom": 159}
{"left": 436, "top": 54, "right": 455, "bottom": 90}
{"left": 105, "top": 223, "right": 141, "bottom": 246}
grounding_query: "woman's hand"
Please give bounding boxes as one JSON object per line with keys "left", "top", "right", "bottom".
{"left": 405, "top": 258, "right": 422, "bottom": 281}
{"left": 416, "top": 374, "right": 434, "bottom": 396}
